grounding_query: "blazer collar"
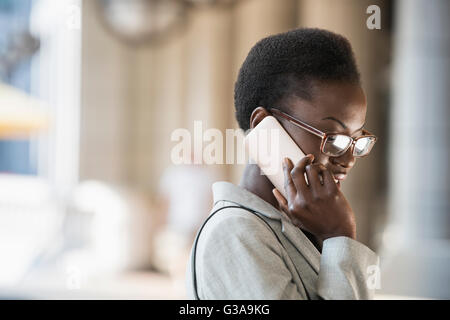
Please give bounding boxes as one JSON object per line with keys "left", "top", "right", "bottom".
{"left": 213, "top": 181, "right": 282, "bottom": 220}
{"left": 212, "top": 181, "right": 320, "bottom": 273}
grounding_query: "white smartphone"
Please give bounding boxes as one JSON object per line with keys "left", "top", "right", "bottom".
{"left": 244, "top": 115, "right": 306, "bottom": 198}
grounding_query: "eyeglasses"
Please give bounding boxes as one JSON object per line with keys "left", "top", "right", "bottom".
{"left": 269, "top": 108, "right": 377, "bottom": 158}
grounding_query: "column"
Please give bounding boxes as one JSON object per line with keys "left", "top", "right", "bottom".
{"left": 380, "top": 0, "right": 450, "bottom": 298}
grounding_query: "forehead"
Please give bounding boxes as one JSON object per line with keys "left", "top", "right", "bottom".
{"left": 286, "top": 80, "right": 367, "bottom": 131}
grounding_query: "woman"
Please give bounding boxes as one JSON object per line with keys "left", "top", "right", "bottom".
{"left": 186, "top": 28, "right": 379, "bottom": 300}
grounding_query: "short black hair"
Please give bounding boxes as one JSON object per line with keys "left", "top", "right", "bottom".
{"left": 234, "top": 28, "right": 361, "bottom": 131}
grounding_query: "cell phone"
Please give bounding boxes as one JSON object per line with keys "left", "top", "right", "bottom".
{"left": 244, "top": 115, "right": 306, "bottom": 198}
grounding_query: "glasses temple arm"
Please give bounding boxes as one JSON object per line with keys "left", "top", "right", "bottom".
{"left": 269, "top": 108, "right": 326, "bottom": 139}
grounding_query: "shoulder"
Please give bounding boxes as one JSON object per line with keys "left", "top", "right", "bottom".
{"left": 190, "top": 203, "right": 294, "bottom": 299}
{"left": 196, "top": 203, "right": 283, "bottom": 258}
{"left": 200, "top": 203, "right": 272, "bottom": 236}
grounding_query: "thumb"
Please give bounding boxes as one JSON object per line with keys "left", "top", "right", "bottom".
{"left": 273, "top": 188, "right": 304, "bottom": 229}
{"left": 272, "top": 188, "right": 288, "bottom": 212}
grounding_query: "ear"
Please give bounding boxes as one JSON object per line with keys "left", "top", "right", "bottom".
{"left": 249, "top": 107, "right": 271, "bottom": 129}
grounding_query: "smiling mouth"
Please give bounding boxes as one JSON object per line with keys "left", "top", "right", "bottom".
{"left": 321, "top": 172, "right": 345, "bottom": 186}
{"left": 333, "top": 173, "right": 347, "bottom": 188}
{"left": 333, "top": 173, "right": 347, "bottom": 181}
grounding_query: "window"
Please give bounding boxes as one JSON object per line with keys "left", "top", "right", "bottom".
{"left": 0, "top": 0, "right": 38, "bottom": 175}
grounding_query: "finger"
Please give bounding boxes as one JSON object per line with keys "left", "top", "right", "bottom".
{"left": 273, "top": 188, "right": 304, "bottom": 229}
{"left": 315, "top": 164, "right": 326, "bottom": 185}
{"left": 305, "top": 163, "right": 323, "bottom": 196}
{"left": 290, "top": 154, "right": 314, "bottom": 195}
{"left": 283, "top": 157, "right": 297, "bottom": 203}
{"left": 320, "top": 165, "right": 339, "bottom": 193}
{"left": 272, "top": 188, "right": 288, "bottom": 212}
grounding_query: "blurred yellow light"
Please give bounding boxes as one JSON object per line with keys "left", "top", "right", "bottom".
{"left": 0, "top": 83, "right": 49, "bottom": 138}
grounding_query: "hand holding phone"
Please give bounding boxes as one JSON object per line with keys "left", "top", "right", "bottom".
{"left": 273, "top": 156, "right": 356, "bottom": 241}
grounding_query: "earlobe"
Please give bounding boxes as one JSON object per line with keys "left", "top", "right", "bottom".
{"left": 249, "top": 106, "right": 271, "bottom": 129}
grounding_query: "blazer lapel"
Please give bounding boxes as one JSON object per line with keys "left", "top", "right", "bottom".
{"left": 280, "top": 218, "right": 321, "bottom": 274}
{"left": 212, "top": 181, "right": 322, "bottom": 298}
{"left": 213, "top": 181, "right": 321, "bottom": 273}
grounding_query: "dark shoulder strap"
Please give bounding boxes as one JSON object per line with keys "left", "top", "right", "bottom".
{"left": 190, "top": 203, "right": 288, "bottom": 300}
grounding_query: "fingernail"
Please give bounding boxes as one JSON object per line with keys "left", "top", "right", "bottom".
{"left": 307, "top": 154, "right": 314, "bottom": 162}
{"left": 283, "top": 157, "right": 289, "bottom": 167}
{"left": 272, "top": 188, "right": 280, "bottom": 200}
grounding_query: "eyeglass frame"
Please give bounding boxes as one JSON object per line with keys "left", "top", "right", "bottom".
{"left": 268, "top": 108, "right": 377, "bottom": 158}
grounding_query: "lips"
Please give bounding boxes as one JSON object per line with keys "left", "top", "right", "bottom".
{"left": 332, "top": 172, "right": 347, "bottom": 188}
{"left": 333, "top": 173, "right": 347, "bottom": 181}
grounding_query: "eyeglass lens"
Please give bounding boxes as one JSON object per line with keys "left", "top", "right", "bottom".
{"left": 323, "top": 135, "right": 375, "bottom": 157}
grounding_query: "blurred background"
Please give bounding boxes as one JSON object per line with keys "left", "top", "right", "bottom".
{"left": 0, "top": 0, "right": 449, "bottom": 299}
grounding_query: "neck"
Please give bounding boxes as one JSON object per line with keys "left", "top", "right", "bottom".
{"left": 239, "top": 163, "right": 279, "bottom": 210}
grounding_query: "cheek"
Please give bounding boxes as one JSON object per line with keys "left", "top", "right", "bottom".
{"left": 289, "top": 130, "right": 325, "bottom": 161}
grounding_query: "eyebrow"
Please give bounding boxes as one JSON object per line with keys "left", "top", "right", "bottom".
{"left": 322, "top": 116, "right": 365, "bottom": 133}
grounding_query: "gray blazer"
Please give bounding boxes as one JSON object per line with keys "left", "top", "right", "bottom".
{"left": 185, "top": 181, "right": 379, "bottom": 300}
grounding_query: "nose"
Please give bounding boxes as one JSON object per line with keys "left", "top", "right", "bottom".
{"left": 331, "top": 147, "right": 356, "bottom": 169}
